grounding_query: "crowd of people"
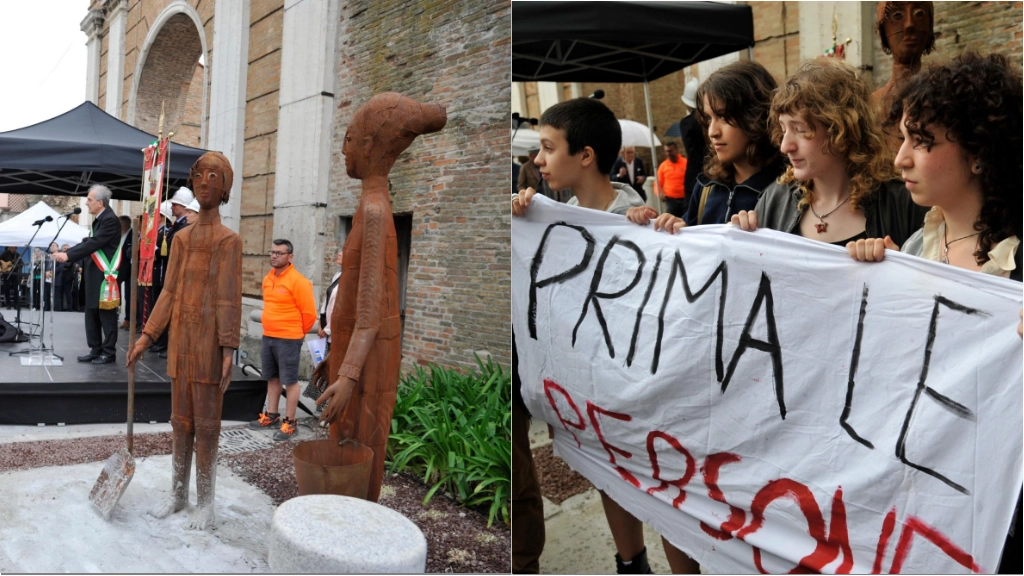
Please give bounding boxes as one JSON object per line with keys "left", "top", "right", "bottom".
{"left": 511, "top": 29, "right": 1021, "bottom": 576}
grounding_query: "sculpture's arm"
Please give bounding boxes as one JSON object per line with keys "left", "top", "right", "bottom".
{"left": 336, "top": 202, "right": 387, "bottom": 381}
{"left": 215, "top": 235, "right": 243, "bottom": 351}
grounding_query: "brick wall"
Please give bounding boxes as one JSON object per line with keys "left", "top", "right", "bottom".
{"left": 240, "top": 0, "right": 284, "bottom": 298}
{"left": 177, "top": 63, "right": 204, "bottom": 147}
{"left": 133, "top": 13, "right": 204, "bottom": 139}
{"left": 328, "top": 0, "right": 511, "bottom": 370}
{"left": 749, "top": 2, "right": 801, "bottom": 82}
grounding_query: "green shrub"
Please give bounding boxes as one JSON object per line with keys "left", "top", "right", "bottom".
{"left": 387, "top": 355, "right": 511, "bottom": 527}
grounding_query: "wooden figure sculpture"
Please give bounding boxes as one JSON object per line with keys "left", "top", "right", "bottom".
{"left": 126, "top": 151, "right": 242, "bottom": 529}
{"left": 870, "top": 2, "right": 935, "bottom": 111}
{"left": 315, "top": 93, "right": 447, "bottom": 502}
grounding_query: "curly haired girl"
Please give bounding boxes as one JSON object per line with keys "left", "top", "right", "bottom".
{"left": 732, "top": 58, "right": 927, "bottom": 248}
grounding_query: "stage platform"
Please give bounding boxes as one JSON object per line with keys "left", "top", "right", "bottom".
{"left": 0, "top": 311, "right": 267, "bottom": 425}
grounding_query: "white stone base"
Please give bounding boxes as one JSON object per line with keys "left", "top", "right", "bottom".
{"left": 268, "top": 494, "right": 427, "bottom": 573}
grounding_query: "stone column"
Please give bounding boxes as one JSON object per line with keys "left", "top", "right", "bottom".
{"left": 536, "top": 82, "right": 561, "bottom": 114}
{"left": 272, "top": 0, "right": 340, "bottom": 300}
{"left": 104, "top": 0, "right": 128, "bottom": 119}
{"left": 207, "top": 0, "right": 251, "bottom": 233}
{"left": 80, "top": 9, "right": 103, "bottom": 105}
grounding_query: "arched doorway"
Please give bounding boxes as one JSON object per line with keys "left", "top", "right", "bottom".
{"left": 129, "top": 6, "right": 207, "bottom": 148}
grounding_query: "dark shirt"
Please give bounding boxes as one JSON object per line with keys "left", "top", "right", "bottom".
{"left": 684, "top": 159, "right": 786, "bottom": 226}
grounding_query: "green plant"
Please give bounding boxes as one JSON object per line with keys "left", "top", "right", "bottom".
{"left": 387, "top": 354, "right": 511, "bottom": 526}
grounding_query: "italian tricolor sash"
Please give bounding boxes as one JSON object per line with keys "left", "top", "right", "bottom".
{"left": 91, "top": 230, "right": 127, "bottom": 310}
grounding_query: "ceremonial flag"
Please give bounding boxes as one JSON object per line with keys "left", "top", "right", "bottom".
{"left": 138, "top": 138, "right": 168, "bottom": 286}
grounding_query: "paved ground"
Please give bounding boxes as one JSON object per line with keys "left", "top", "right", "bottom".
{"left": 530, "top": 420, "right": 674, "bottom": 575}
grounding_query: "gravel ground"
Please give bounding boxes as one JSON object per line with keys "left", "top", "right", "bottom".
{"left": 532, "top": 444, "right": 593, "bottom": 504}
{"left": 223, "top": 418, "right": 510, "bottom": 573}
{"left": 1, "top": 420, "right": 511, "bottom": 573}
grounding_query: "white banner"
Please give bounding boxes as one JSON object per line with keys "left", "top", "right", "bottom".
{"left": 512, "top": 196, "right": 1023, "bottom": 574}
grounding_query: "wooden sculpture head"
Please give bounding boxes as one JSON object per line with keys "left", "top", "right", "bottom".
{"left": 190, "top": 151, "right": 234, "bottom": 211}
{"left": 343, "top": 92, "right": 448, "bottom": 179}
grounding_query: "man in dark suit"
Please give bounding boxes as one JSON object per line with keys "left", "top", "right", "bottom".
{"left": 53, "top": 185, "right": 123, "bottom": 364}
{"left": 610, "top": 146, "right": 648, "bottom": 201}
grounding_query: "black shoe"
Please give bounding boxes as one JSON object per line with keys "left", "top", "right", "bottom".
{"left": 616, "top": 548, "right": 653, "bottom": 574}
{"left": 91, "top": 355, "right": 116, "bottom": 364}
{"left": 249, "top": 411, "right": 281, "bottom": 430}
{"left": 150, "top": 344, "right": 167, "bottom": 353}
{"left": 77, "top": 353, "right": 100, "bottom": 362}
{"left": 158, "top": 351, "right": 167, "bottom": 359}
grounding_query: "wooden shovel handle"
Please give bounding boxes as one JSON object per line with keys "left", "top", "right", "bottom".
{"left": 127, "top": 219, "right": 140, "bottom": 455}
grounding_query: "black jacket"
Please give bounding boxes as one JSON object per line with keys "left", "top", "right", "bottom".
{"left": 683, "top": 160, "right": 786, "bottom": 226}
{"left": 64, "top": 207, "right": 121, "bottom": 309}
{"left": 118, "top": 229, "right": 133, "bottom": 282}
{"left": 678, "top": 113, "right": 706, "bottom": 196}
{"left": 753, "top": 179, "right": 929, "bottom": 248}
{"left": 610, "top": 156, "right": 648, "bottom": 200}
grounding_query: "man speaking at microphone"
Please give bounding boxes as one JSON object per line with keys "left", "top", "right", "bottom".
{"left": 53, "top": 186, "right": 123, "bottom": 364}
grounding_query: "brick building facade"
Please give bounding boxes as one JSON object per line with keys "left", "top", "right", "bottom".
{"left": 83, "top": 0, "right": 511, "bottom": 372}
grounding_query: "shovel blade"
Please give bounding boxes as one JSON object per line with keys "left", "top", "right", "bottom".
{"left": 88, "top": 445, "right": 135, "bottom": 521}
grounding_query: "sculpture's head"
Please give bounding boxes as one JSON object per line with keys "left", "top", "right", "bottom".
{"left": 190, "top": 151, "right": 234, "bottom": 209}
{"left": 876, "top": 1, "right": 934, "bottom": 61}
{"left": 343, "top": 92, "right": 447, "bottom": 179}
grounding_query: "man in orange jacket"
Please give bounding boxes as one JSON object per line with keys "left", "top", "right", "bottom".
{"left": 249, "top": 238, "right": 317, "bottom": 440}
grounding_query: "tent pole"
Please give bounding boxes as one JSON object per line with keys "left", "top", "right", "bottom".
{"left": 643, "top": 80, "right": 663, "bottom": 214}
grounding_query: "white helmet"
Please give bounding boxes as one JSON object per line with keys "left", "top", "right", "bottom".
{"left": 187, "top": 198, "right": 200, "bottom": 213}
{"left": 169, "top": 186, "right": 194, "bottom": 207}
{"left": 160, "top": 200, "right": 173, "bottom": 222}
{"left": 681, "top": 78, "right": 699, "bottom": 109}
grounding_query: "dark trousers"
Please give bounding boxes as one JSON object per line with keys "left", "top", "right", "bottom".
{"left": 665, "top": 196, "right": 689, "bottom": 218}
{"left": 61, "top": 281, "right": 73, "bottom": 312}
{"left": 512, "top": 391, "right": 545, "bottom": 573}
{"left": 84, "top": 306, "right": 118, "bottom": 356}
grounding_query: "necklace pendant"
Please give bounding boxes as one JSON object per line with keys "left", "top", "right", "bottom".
{"left": 815, "top": 222, "right": 828, "bottom": 233}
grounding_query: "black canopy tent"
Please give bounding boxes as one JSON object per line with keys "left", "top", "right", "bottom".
{"left": 512, "top": 1, "right": 754, "bottom": 210}
{"left": 0, "top": 101, "right": 207, "bottom": 201}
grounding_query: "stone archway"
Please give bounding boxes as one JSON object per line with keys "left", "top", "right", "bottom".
{"left": 129, "top": 4, "right": 207, "bottom": 148}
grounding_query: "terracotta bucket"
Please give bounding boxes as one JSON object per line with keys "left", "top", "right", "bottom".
{"left": 292, "top": 440, "right": 374, "bottom": 499}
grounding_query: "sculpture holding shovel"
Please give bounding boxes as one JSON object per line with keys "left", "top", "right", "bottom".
{"left": 126, "top": 151, "right": 242, "bottom": 529}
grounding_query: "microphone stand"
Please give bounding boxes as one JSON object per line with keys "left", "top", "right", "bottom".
{"left": 28, "top": 216, "right": 76, "bottom": 363}
{"left": 6, "top": 220, "right": 48, "bottom": 356}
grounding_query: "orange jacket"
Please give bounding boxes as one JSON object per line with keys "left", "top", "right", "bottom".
{"left": 658, "top": 156, "right": 688, "bottom": 199}
{"left": 261, "top": 263, "right": 317, "bottom": 339}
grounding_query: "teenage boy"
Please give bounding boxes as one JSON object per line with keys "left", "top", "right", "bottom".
{"left": 513, "top": 98, "right": 664, "bottom": 574}
{"left": 511, "top": 98, "right": 643, "bottom": 217}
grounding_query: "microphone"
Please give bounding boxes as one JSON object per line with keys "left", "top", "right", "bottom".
{"left": 31, "top": 216, "right": 53, "bottom": 226}
{"left": 589, "top": 89, "right": 605, "bottom": 99}
{"left": 59, "top": 207, "right": 82, "bottom": 218}
{"left": 512, "top": 112, "right": 539, "bottom": 126}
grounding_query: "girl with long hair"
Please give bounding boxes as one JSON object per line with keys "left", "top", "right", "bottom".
{"left": 627, "top": 60, "right": 785, "bottom": 232}
{"left": 731, "top": 58, "right": 927, "bottom": 247}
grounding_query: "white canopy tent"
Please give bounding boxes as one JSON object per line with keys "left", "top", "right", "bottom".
{"left": 512, "top": 127, "right": 541, "bottom": 157}
{"left": 0, "top": 202, "right": 88, "bottom": 249}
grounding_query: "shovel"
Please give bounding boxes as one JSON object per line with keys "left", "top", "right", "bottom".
{"left": 89, "top": 220, "right": 140, "bottom": 520}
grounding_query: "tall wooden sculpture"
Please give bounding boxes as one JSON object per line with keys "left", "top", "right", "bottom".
{"left": 316, "top": 93, "right": 447, "bottom": 502}
{"left": 126, "top": 151, "right": 242, "bottom": 529}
